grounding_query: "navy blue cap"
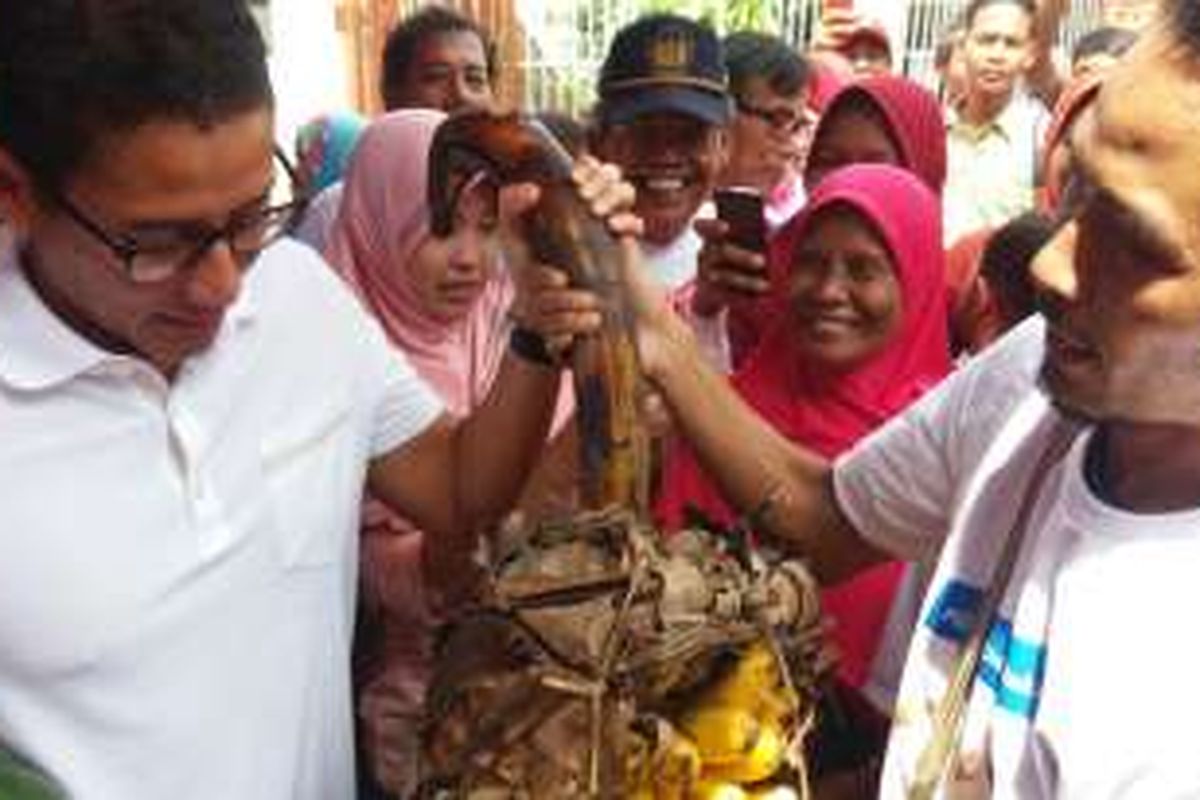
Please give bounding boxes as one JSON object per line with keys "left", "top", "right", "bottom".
{"left": 598, "top": 14, "right": 731, "bottom": 127}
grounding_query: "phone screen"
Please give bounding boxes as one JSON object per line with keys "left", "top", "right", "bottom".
{"left": 714, "top": 188, "right": 766, "bottom": 253}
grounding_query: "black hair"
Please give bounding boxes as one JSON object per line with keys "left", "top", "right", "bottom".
{"left": 1168, "top": 0, "right": 1200, "bottom": 53}
{"left": 0, "top": 0, "right": 272, "bottom": 194}
{"left": 380, "top": 5, "right": 497, "bottom": 111}
{"left": 723, "top": 31, "right": 810, "bottom": 100}
{"left": 963, "top": 0, "right": 1036, "bottom": 30}
{"left": 1071, "top": 26, "right": 1138, "bottom": 65}
{"left": 980, "top": 210, "right": 1056, "bottom": 327}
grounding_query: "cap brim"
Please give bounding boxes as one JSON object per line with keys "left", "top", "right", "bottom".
{"left": 602, "top": 86, "right": 731, "bottom": 126}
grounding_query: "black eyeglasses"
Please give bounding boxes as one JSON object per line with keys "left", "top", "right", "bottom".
{"left": 736, "top": 99, "right": 811, "bottom": 134}
{"left": 54, "top": 148, "right": 309, "bottom": 284}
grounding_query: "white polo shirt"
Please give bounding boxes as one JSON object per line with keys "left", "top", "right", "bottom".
{"left": 0, "top": 238, "right": 443, "bottom": 799}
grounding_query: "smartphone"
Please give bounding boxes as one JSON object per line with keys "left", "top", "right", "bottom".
{"left": 714, "top": 187, "right": 766, "bottom": 254}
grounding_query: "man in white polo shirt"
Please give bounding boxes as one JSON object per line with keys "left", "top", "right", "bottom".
{"left": 0, "top": 2, "right": 621, "bottom": 798}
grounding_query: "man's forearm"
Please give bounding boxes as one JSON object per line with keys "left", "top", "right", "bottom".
{"left": 1028, "top": 0, "right": 1067, "bottom": 107}
{"left": 454, "top": 351, "right": 561, "bottom": 533}
{"left": 649, "top": 316, "right": 883, "bottom": 583}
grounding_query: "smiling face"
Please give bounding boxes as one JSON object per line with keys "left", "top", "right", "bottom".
{"left": 409, "top": 178, "right": 499, "bottom": 323}
{"left": 595, "top": 111, "right": 727, "bottom": 246}
{"left": 787, "top": 204, "right": 902, "bottom": 370}
{"left": 8, "top": 107, "right": 276, "bottom": 380}
{"left": 1031, "top": 23, "right": 1200, "bottom": 427}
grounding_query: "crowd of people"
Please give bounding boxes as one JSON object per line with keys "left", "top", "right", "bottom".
{"left": 0, "top": 0, "right": 1195, "bottom": 797}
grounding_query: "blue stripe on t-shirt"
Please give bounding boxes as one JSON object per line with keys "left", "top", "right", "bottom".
{"left": 924, "top": 579, "right": 1047, "bottom": 720}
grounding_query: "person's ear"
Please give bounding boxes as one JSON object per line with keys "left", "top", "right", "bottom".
{"left": 0, "top": 145, "right": 37, "bottom": 237}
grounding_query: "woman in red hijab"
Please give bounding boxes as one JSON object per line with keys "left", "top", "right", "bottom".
{"left": 721, "top": 75, "right": 946, "bottom": 367}
{"left": 658, "top": 164, "right": 950, "bottom": 698}
{"left": 804, "top": 74, "right": 947, "bottom": 195}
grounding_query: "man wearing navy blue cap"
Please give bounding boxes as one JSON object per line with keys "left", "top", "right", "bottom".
{"left": 593, "top": 14, "right": 731, "bottom": 291}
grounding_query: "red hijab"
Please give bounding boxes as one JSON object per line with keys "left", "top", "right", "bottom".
{"left": 809, "top": 74, "right": 947, "bottom": 195}
{"left": 657, "top": 165, "right": 951, "bottom": 687}
{"left": 729, "top": 75, "right": 946, "bottom": 366}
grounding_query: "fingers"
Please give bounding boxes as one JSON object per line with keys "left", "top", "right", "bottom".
{"left": 698, "top": 239, "right": 770, "bottom": 294}
{"left": 606, "top": 210, "right": 644, "bottom": 239}
{"left": 693, "top": 216, "right": 728, "bottom": 242}
{"left": 573, "top": 156, "right": 637, "bottom": 219}
{"left": 515, "top": 265, "right": 603, "bottom": 354}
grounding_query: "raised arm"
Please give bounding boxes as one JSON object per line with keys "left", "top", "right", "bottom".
{"left": 1027, "top": 0, "right": 1070, "bottom": 107}
{"left": 366, "top": 162, "right": 631, "bottom": 586}
{"left": 624, "top": 239, "right": 889, "bottom": 584}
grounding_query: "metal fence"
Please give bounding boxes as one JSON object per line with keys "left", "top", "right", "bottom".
{"left": 516, "top": 0, "right": 1106, "bottom": 115}
{"left": 392, "top": 0, "right": 1107, "bottom": 116}
{"left": 900, "top": 0, "right": 1106, "bottom": 87}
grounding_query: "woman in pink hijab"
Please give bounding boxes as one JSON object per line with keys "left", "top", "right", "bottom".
{"left": 657, "top": 167, "right": 950, "bottom": 766}
{"left": 324, "top": 109, "right": 513, "bottom": 798}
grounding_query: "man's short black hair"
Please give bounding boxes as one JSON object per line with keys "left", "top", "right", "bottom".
{"left": 1071, "top": 26, "right": 1138, "bottom": 66}
{"left": 963, "top": 0, "right": 1036, "bottom": 30}
{"left": 380, "top": 5, "right": 497, "bottom": 111}
{"left": 723, "top": 31, "right": 810, "bottom": 100}
{"left": 981, "top": 210, "right": 1055, "bottom": 325}
{"left": 0, "top": 0, "right": 272, "bottom": 194}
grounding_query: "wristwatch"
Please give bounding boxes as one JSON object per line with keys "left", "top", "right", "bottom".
{"left": 509, "top": 325, "right": 560, "bottom": 368}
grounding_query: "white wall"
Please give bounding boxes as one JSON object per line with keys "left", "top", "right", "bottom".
{"left": 266, "top": 0, "right": 354, "bottom": 154}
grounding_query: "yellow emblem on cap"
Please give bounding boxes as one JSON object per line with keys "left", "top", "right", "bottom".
{"left": 648, "top": 30, "right": 693, "bottom": 76}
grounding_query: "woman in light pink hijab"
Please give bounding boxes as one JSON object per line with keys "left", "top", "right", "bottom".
{"left": 325, "top": 109, "right": 512, "bottom": 415}
{"left": 324, "top": 109, "right": 512, "bottom": 797}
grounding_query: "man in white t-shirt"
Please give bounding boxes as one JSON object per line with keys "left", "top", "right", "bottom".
{"left": 619, "top": 4, "right": 1200, "bottom": 795}
{"left": 0, "top": 3, "right": 628, "bottom": 798}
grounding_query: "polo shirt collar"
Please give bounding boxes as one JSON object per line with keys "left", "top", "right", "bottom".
{"left": 0, "top": 246, "right": 113, "bottom": 391}
{"left": 0, "top": 241, "right": 259, "bottom": 392}
{"left": 947, "top": 91, "right": 1030, "bottom": 142}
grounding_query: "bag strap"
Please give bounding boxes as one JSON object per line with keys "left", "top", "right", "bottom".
{"left": 908, "top": 418, "right": 1079, "bottom": 800}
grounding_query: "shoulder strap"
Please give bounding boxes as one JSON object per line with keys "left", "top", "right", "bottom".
{"left": 908, "top": 417, "right": 1079, "bottom": 800}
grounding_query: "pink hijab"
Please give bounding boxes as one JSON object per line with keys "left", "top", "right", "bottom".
{"left": 324, "top": 109, "right": 512, "bottom": 416}
{"left": 324, "top": 109, "right": 518, "bottom": 795}
{"left": 657, "top": 165, "right": 951, "bottom": 688}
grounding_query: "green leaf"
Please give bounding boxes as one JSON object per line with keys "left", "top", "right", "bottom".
{"left": 0, "top": 748, "right": 65, "bottom": 800}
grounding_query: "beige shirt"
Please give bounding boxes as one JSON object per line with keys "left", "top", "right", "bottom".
{"left": 943, "top": 93, "right": 1047, "bottom": 244}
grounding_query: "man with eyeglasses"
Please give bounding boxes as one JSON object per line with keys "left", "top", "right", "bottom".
{"left": 0, "top": 2, "right": 622, "bottom": 798}
{"left": 687, "top": 31, "right": 812, "bottom": 366}
{"left": 719, "top": 32, "right": 812, "bottom": 233}
{"left": 592, "top": 13, "right": 731, "bottom": 292}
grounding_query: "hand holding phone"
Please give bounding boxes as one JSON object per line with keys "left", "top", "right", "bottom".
{"left": 714, "top": 187, "right": 766, "bottom": 254}
{"left": 692, "top": 191, "right": 770, "bottom": 317}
